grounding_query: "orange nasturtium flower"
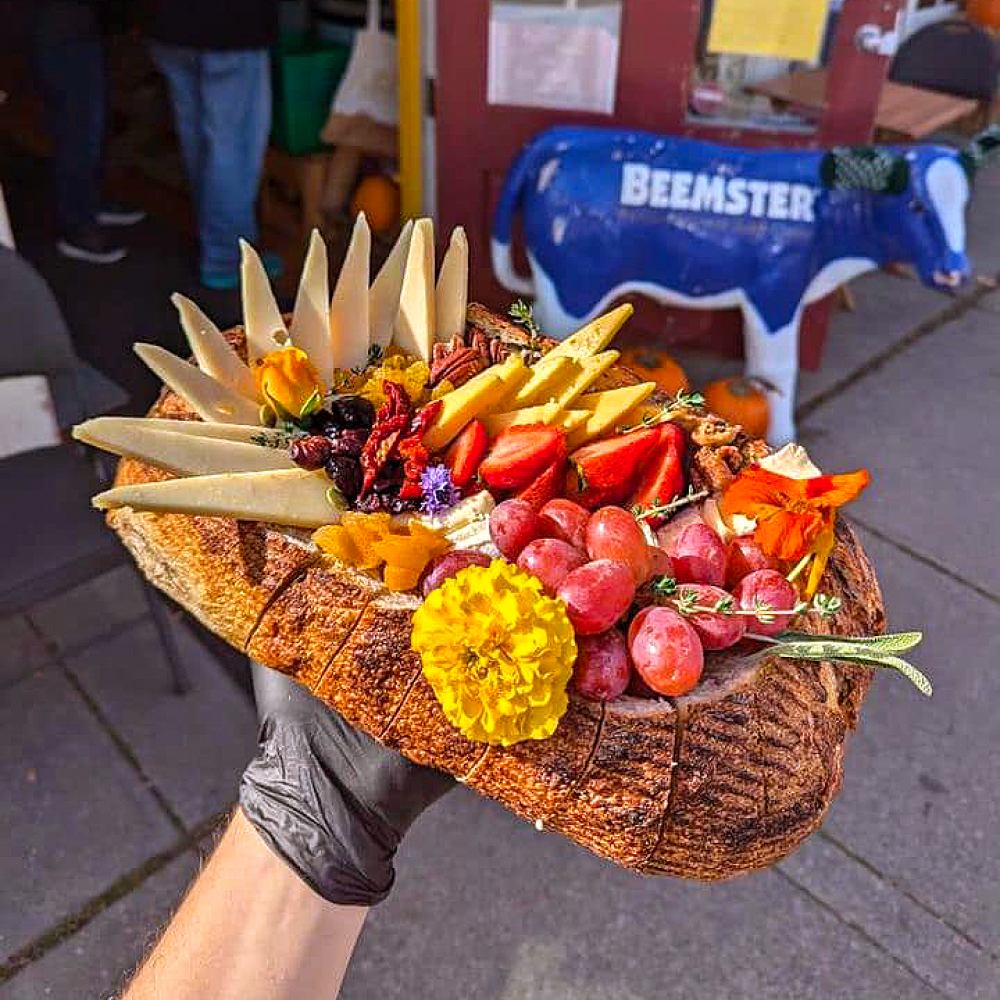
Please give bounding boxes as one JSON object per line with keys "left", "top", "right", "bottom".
{"left": 721, "top": 467, "right": 870, "bottom": 596}
{"left": 254, "top": 346, "right": 323, "bottom": 421}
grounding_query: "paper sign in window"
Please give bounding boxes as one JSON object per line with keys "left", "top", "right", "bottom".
{"left": 707, "top": 0, "right": 828, "bottom": 62}
{"left": 487, "top": 2, "right": 621, "bottom": 114}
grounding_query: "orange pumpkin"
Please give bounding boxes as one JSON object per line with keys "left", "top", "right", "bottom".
{"left": 703, "top": 377, "right": 769, "bottom": 438}
{"left": 350, "top": 175, "right": 400, "bottom": 234}
{"left": 620, "top": 346, "right": 689, "bottom": 394}
{"left": 968, "top": 0, "right": 1000, "bottom": 29}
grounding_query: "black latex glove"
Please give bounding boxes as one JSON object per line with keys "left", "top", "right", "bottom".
{"left": 240, "top": 662, "right": 454, "bottom": 907}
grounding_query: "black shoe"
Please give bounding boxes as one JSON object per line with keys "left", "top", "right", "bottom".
{"left": 57, "top": 226, "right": 127, "bottom": 264}
{"left": 97, "top": 203, "right": 147, "bottom": 226}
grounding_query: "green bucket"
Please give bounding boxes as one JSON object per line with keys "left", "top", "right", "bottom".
{"left": 271, "top": 34, "right": 351, "bottom": 155}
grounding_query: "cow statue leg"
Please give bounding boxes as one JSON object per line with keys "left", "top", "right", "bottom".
{"left": 741, "top": 309, "right": 801, "bottom": 446}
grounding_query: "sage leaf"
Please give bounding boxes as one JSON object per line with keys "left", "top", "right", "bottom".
{"left": 773, "top": 630, "right": 923, "bottom": 653}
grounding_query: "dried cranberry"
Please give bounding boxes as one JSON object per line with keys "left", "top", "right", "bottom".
{"left": 332, "top": 395, "right": 376, "bottom": 429}
{"left": 324, "top": 456, "right": 362, "bottom": 500}
{"left": 327, "top": 428, "right": 369, "bottom": 457}
{"left": 289, "top": 435, "right": 331, "bottom": 470}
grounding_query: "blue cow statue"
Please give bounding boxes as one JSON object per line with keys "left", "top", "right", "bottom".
{"left": 491, "top": 125, "right": 998, "bottom": 443}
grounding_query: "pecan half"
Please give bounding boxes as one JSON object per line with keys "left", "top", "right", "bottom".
{"left": 691, "top": 415, "right": 740, "bottom": 447}
{"left": 430, "top": 345, "right": 484, "bottom": 388}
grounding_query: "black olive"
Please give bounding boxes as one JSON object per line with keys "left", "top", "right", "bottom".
{"left": 332, "top": 395, "right": 376, "bottom": 429}
{"left": 324, "top": 456, "right": 362, "bottom": 500}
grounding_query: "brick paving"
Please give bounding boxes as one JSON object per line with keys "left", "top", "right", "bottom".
{"left": 2, "top": 162, "right": 999, "bottom": 999}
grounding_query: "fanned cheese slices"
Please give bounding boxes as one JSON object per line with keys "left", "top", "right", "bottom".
{"left": 369, "top": 219, "right": 413, "bottom": 348}
{"left": 328, "top": 212, "right": 371, "bottom": 370}
{"left": 392, "top": 217, "right": 435, "bottom": 361}
{"left": 435, "top": 226, "right": 468, "bottom": 342}
{"left": 288, "top": 229, "right": 334, "bottom": 385}
{"left": 239, "top": 239, "right": 286, "bottom": 361}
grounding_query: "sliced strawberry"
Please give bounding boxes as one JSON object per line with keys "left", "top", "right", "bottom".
{"left": 479, "top": 424, "right": 566, "bottom": 491}
{"left": 565, "top": 425, "right": 662, "bottom": 508}
{"left": 515, "top": 457, "right": 566, "bottom": 510}
{"left": 658, "top": 420, "right": 687, "bottom": 458}
{"left": 444, "top": 419, "right": 489, "bottom": 487}
{"left": 628, "top": 435, "right": 685, "bottom": 528}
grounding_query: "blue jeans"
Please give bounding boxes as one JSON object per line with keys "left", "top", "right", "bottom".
{"left": 149, "top": 43, "right": 271, "bottom": 276}
{"left": 32, "top": 1, "right": 106, "bottom": 232}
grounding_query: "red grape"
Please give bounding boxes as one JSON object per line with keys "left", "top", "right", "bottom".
{"left": 627, "top": 605, "right": 655, "bottom": 647}
{"left": 489, "top": 499, "right": 544, "bottom": 559}
{"left": 538, "top": 498, "right": 589, "bottom": 549}
{"left": 655, "top": 506, "right": 704, "bottom": 552}
{"left": 629, "top": 607, "right": 704, "bottom": 696}
{"left": 733, "top": 569, "right": 798, "bottom": 636}
{"left": 724, "top": 535, "right": 777, "bottom": 589}
{"left": 584, "top": 507, "right": 651, "bottom": 585}
{"left": 673, "top": 583, "right": 746, "bottom": 650}
{"left": 572, "top": 630, "right": 631, "bottom": 702}
{"left": 646, "top": 545, "right": 674, "bottom": 582}
{"left": 557, "top": 559, "right": 636, "bottom": 635}
{"left": 517, "top": 538, "right": 587, "bottom": 594}
{"left": 668, "top": 523, "right": 727, "bottom": 587}
{"left": 421, "top": 550, "right": 493, "bottom": 596}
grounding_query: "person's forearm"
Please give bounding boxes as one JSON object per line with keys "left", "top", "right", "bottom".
{"left": 122, "top": 810, "right": 367, "bottom": 1000}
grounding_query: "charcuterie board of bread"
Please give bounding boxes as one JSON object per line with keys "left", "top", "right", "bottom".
{"left": 73, "top": 217, "right": 929, "bottom": 879}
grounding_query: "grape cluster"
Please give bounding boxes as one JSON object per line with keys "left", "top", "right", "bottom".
{"left": 484, "top": 499, "right": 801, "bottom": 702}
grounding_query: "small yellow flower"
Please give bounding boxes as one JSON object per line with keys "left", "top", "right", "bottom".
{"left": 359, "top": 355, "right": 431, "bottom": 408}
{"left": 254, "top": 346, "right": 323, "bottom": 420}
{"left": 411, "top": 561, "right": 577, "bottom": 746}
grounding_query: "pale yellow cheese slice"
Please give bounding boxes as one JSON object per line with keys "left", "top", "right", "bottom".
{"left": 93, "top": 469, "right": 339, "bottom": 529}
{"left": 759, "top": 443, "right": 821, "bottom": 479}
{"left": 423, "top": 373, "right": 506, "bottom": 452}
{"left": 544, "top": 303, "right": 633, "bottom": 363}
{"left": 171, "top": 293, "right": 259, "bottom": 402}
{"left": 502, "top": 355, "right": 577, "bottom": 410}
{"left": 329, "top": 212, "right": 371, "bottom": 371}
{"left": 240, "top": 240, "right": 286, "bottom": 362}
{"left": 392, "top": 218, "right": 435, "bottom": 361}
{"left": 552, "top": 350, "right": 620, "bottom": 408}
{"left": 369, "top": 219, "right": 413, "bottom": 348}
{"left": 72, "top": 420, "right": 295, "bottom": 476}
{"left": 483, "top": 402, "right": 563, "bottom": 437}
{"left": 435, "top": 226, "right": 468, "bottom": 341}
{"left": 568, "top": 382, "right": 657, "bottom": 449}
{"left": 552, "top": 409, "right": 590, "bottom": 436}
{"left": 135, "top": 344, "right": 262, "bottom": 425}
{"left": 288, "top": 229, "right": 334, "bottom": 386}
{"left": 73, "top": 417, "right": 288, "bottom": 445}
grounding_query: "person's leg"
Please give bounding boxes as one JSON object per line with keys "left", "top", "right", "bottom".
{"left": 197, "top": 50, "right": 273, "bottom": 279}
{"left": 32, "top": 1, "right": 113, "bottom": 251}
{"left": 148, "top": 42, "right": 206, "bottom": 214}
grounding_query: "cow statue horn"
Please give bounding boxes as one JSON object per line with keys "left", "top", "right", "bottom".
{"left": 960, "top": 123, "right": 1000, "bottom": 178}
{"left": 819, "top": 146, "right": 910, "bottom": 194}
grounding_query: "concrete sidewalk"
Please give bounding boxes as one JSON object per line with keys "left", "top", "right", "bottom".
{"left": 3, "top": 194, "right": 1000, "bottom": 1000}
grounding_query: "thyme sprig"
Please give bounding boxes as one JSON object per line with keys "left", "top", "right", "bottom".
{"left": 654, "top": 579, "right": 840, "bottom": 623}
{"left": 616, "top": 389, "right": 706, "bottom": 434}
{"left": 631, "top": 486, "right": 708, "bottom": 522}
{"left": 508, "top": 299, "right": 540, "bottom": 335}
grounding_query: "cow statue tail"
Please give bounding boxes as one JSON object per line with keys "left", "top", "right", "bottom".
{"left": 490, "top": 139, "right": 539, "bottom": 297}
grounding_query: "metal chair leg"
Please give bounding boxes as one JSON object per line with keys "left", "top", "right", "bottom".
{"left": 139, "top": 574, "right": 191, "bottom": 695}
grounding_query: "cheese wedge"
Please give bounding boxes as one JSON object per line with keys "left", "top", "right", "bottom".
{"left": 289, "top": 229, "right": 334, "bottom": 386}
{"left": 73, "top": 417, "right": 290, "bottom": 446}
{"left": 435, "top": 226, "right": 468, "bottom": 341}
{"left": 134, "top": 344, "right": 262, "bottom": 425}
{"left": 93, "top": 469, "right": 339, "bottom": 529}
{"left": 483, "top": 402, "right": 563, "bottom": 436}
{"left": 72, "top": 421, "right": 295, "bottom": 476}
{"left": 759, "top": 443, "right": 821, "bottom": 479}
{"left": 552, "top": 351, "right": 620, "bottom": 408}
{"left": 392, "top": 217, "right": 435, "bottom": 361}
{"left": 329, "top": 212, "right": 371, "bottom": 371}
{"left": 171, "top": 293, "right": 259, "bottom": 402}
{"left": 545, "top": 303, "right": 633, "bottom": 363}
{"left": 423, "top": 373, "right": 506, "bottom": 452}
{"left": 552, "top": 409, "right": 590, "bottom": 436}
{"left": 502, "top": 355, "right": 577, "bottom": 410}
{"left": 369, "top": 219, "right": 413, "bottom": 348}
{"left": 568, "top": 382, "right": 657, "bottom": 449}
{"left": 240, "top": 240, "right": 287, "bottom": 362}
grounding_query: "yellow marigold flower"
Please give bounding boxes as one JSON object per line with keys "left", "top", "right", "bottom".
{"left": 254, "top": 346, "right": 322, "bottom": 420}
{"left": 359, "top": 356, "right": 431, "bottom": 408}
{"left": 411, "top": 561, "right": 577, "bottom": 746}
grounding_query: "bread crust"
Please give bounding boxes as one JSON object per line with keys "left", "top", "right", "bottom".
{"left": 106, "top": 315, "right": 883, "bottom": 879}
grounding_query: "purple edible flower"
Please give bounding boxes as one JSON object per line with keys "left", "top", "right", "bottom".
{"left": 420, "top": 464, "right": 461, "bottom": 515}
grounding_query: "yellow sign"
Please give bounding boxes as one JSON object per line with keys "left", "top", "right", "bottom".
{"left": 707, "top": 0, "right": 829, "bottom": 62}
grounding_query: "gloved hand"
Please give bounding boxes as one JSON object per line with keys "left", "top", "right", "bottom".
{"left": 240, "top": 662, "right": 454, "bottom": 907}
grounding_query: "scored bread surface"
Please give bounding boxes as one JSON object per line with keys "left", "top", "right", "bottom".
{"left": 107, "top": 311, "right": 883, "bottom": 879}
